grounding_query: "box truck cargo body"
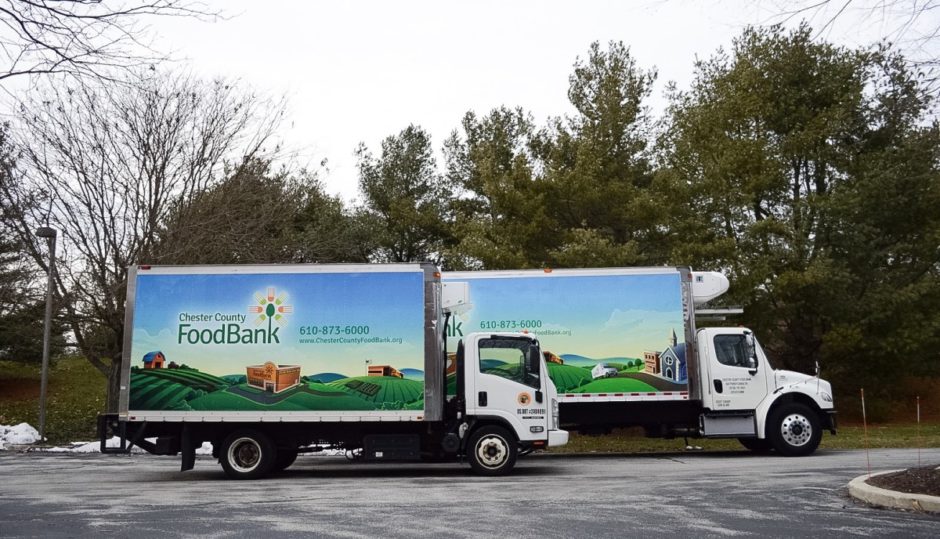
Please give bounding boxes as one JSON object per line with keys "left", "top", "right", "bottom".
{"left": 442, "top": 267, "right": 836, "bottom": 456}
{"left": 99, "top": 263, "right": 567, "bottom": 478}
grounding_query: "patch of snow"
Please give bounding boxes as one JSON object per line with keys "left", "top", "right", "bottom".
{"left": 0, "top": 423, "right": 40, "bottom": 449}
{"left": 1, "top": 424, "right": 348, "bottom": 458}
{"left": 47, "top": 437, "right": 160, "bottom": 453}
{"left": 196, "top": 442, "right": 213, "bottom": 455}
{"left": 36, "top": 437, "right": 213, "bottom": 454}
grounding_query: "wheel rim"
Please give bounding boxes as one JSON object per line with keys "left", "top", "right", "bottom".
{"left": 780, "top": 413, "right": 812, "bottom": 447}
{"left": 475, "top": 434, "right": 509, "bottom": 469}
{"left": 228, "top": 437, "right": 262, "bottom": 473}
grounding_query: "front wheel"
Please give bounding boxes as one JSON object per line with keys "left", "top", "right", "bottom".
{"left": 219, "top": 430, "right": 277, "bottom": 479}
{"left": 767, "top": 403, "right": 821, "bottom": 456}
{"left": 467, "top": 426, "right": 518, "bottom": 476}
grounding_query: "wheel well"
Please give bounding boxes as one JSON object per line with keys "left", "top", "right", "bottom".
{"left": 773, "top": 392, "right": 822, "bottom": 411}
{"left": 464, "top": 418, "right": 518, "bottom": 450}
{"left": 767, "top": 393, "right": 823, "bottom": 430}
{"left": 199, "top": 425, "right": 292, "bottom": 458}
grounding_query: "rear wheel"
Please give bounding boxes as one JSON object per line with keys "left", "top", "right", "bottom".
{"left": 219, "top": 430, "right": 276, "bottom": 479}
{"left": 467, "top": 425, "right": 517, "bottom": 476}
{"left": 768, "top": 403, "right": 821, "bottom": 456}
{"left": 738, "top": 437, "right": 774, "bottom": 454}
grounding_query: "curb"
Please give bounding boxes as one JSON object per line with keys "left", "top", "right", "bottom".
{"left": 848, "top": 470, "right": 940, "bottom": 514}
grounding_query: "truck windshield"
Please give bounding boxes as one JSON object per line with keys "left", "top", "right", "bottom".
{"left": 479, "top": 337, "right": 541, "bottom": 390}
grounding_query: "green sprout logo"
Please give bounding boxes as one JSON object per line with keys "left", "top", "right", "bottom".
{"left": 248, "top": 288, "right": 293, "bottom": 333}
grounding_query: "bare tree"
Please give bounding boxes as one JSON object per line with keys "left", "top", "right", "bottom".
{"left": 0, "top": 0, "right": 216, "bottom": 82}
{"left": 770, "top": 1, "right": 940, "bottom": 82}
{"left": 0, "top": 70, "right": 283, "bottom": 411}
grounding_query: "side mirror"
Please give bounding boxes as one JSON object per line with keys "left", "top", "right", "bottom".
{"left": 525, "top": 347, "right": 541, "bottom": 375}
{"left": 744, "top": 332, "right": 758, "bottom": 371}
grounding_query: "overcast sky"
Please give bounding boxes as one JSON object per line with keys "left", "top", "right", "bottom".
{"left": 148, "top": 1, "right": 923, "bottom": 202}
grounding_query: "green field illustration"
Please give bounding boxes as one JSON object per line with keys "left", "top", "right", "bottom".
{"left": 570, "top": 377, "right": 658, "bottom": 393}
{"left": 546, "top": 363, "right": 594, "bottom": 392}
{"left": 129, "top": 367, "right": 230, "bottom": 410}
{"left": 440, "top": 351, "right": 686, "bottom": 395}
{"left": 327, "top": 376, "right": 424, "bottom": 410}
{"left": 186, "top": 382, "right": 377, "bottom": 411}
{"left": 129, "top": 361, "right": 425, "bottom": 412}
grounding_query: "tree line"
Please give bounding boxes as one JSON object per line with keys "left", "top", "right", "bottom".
{"left": 1, "top": 24, "right": 937, "bottom": 415}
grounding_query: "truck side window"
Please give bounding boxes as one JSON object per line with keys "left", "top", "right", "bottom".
{"left": 713, "top": 335, "right": 756, "bottom": 369}
{"left": 478, "top": 338, "right": 541, "bottom": 389}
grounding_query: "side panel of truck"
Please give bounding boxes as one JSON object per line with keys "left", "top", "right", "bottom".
{"left": 120, "top": 263, "right": 443, "bottom": 422}
{"left": 443, "top": 268, "right": 698, "bottom": 404}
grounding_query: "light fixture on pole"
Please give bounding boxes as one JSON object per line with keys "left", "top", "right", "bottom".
{"left": 35, "top": 226, "right": 57, "bottom": 443}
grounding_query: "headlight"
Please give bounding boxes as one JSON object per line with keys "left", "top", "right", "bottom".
{"left": 551, "top": 398, "right": 559, "bottom": 427}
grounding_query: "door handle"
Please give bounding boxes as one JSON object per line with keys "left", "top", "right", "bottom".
{"left": 713, "top": 380, "right": 723, "bottom": 393}
{"left": 478, "top": 391, "right": 487, "bottom": 407}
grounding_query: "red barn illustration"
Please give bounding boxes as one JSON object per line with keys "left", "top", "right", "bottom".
{"left": 142, "top": 351, "right": 166, "bottom": 369}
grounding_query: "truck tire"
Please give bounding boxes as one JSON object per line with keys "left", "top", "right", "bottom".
{"left": 219, "top": 430, "right": 276, "bottom": 479}
{"left": 467, "top": 425, "right": 517, "bottom": 476}
{"left": 767, "top": 403, "right": 821, "bottom": 456}
{"left": 738, "top": 437, "right": 774, "bottom": 454}
{"left": 274, "top": 448, "right": 298, "bottom": 472}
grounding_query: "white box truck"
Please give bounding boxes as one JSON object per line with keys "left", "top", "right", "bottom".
{"left": 442, "top": 267, "right": 836, "bottom": 456}
{"left": 98, "top": 263, "right": 567, "bottom": 478}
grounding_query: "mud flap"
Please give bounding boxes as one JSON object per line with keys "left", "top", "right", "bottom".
{"left": 98, "top": 414, "right": 128, "bottom": 454}
{"left": 180, "top": 425, "right": 196, "bottom": 472}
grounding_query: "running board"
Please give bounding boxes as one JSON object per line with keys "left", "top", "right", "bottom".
{"left": 701, "top": 413, "right": 756, "bottom": 437}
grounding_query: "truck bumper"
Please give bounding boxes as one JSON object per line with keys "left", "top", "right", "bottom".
{"left": 548, "top": 429, "right": 569, "bottom": 447}
{"left": 824, "top": 410, "right": 837, "bottom": 434}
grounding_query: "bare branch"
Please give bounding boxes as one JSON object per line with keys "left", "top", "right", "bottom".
{"left": 768, "top": 1, "right": 940, "bottom": 92}
{"left": 0, "top": 0, "right": 219, "bottom": 83}
{"left": 2, "top": 70, "right": 284, "bottom": 409}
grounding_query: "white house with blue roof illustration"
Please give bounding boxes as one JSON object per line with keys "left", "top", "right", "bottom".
{"left": 643, "top": 329, "right": 687, "bottom": 383}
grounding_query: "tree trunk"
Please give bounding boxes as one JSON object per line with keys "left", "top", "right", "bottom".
{"left": 106, "top": 360, "right": 122, "bottom": 413}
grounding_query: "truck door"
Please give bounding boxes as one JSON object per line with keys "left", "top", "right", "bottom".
{"left": 701, "top": 330, "right": 769, "bottom": 412}
{"left": 465, "top": 335, "right": 548, "bottom": 442}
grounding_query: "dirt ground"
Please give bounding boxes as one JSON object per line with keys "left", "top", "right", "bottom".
{"left": 0, "top": 378, "right": 40, "bottom": 400}
{"left": 867, "top": 465, "right": 940, "bottom": 497}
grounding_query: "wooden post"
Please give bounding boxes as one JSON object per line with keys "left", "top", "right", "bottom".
{"left": 861, "top": 388, "right": 870, "bottom": 478}
{"left": 916, "top": 395, "right": 921, "bottom": 467}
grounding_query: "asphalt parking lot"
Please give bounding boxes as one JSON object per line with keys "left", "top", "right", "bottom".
{"left": 1, "top": 448, "right": 938, "bottom": 538}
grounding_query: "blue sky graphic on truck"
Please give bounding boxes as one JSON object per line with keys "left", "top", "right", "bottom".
{"left": 128, "top": 270, "right": 426, "bottom": 411}
{"left": 444, "top": 272, "right": 688, "bottom": 394}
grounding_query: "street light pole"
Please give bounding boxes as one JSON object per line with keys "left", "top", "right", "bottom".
{"left": 36, "top": 226, "right": 57, "bottom": 443}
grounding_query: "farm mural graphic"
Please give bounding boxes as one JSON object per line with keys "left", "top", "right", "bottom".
{"left": 443, "top": 272, "right": 689, "bottom": 395}
{"left": 128, "top": 270, "right": 426, "bottom": 412}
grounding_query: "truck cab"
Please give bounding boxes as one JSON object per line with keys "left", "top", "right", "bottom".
{"left": 696, "top": 327, "right": 836, "bottom": 455}
{"left": 455, "top": 332, "right": 567, "bottom": 474}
